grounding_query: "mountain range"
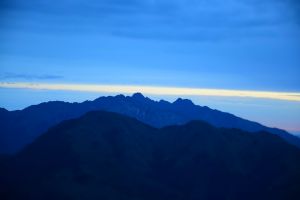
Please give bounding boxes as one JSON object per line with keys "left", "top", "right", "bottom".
{"left": 1, "top": 111, "right": 300, "bottom": 200}
{"left": 1, "top": 93, "right": 299, "bottom": 154}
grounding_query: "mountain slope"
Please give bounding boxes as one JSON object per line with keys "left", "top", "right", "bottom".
{"left": 1, "top": 93, "right": 299, "bottom": 154}
{"left": 1, "top": 111, "right": 300, "bottom": 200}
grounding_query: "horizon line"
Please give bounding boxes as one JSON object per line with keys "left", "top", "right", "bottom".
{"left": 1, "top": 82, "right": 300, "bottom": 102}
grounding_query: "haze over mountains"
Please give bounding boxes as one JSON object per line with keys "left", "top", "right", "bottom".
{"left": 1, "top": 111, "right": 300, "bottom": 200}
{"left": 1, "top": 93, "right": 300, "bottom": 154}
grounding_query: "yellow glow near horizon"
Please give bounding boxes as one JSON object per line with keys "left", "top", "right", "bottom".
{"left": 1, "top": 82, "right": 300, "bottom": 102}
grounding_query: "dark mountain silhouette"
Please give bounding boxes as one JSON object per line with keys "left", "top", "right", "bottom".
{"left": 1, "top": 111, "right": 300, "bottom": 200}
{"left": 1, "top": 93, "right": 299, "bottom": 154}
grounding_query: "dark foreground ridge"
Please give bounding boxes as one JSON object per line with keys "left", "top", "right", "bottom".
{"left": 1, "top": 111, "right": 300, "bottom": 200}
{"left": 1, "top": 93, "right": 299, "bottom": 154}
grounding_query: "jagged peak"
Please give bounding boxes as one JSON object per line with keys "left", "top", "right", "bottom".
{"left": 173, "top": 98, "right": 194, "bottom": 106}
{"left": 115, "top": 94, "right": 126, "bottom": 99}
{"left": 0, "top": 107, "right": 8, "bottom": 112}
{"left": 132, "top": 92, "right": 146, "bottom": 99}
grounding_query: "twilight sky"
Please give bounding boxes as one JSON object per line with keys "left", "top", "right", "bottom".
{"left": 0, "top": 0, "right": 300, "bottom": 133}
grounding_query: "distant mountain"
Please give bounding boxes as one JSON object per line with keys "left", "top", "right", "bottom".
{"left": 1, "top": 93, "right": 299, "bottom": 154}
{"left": 1, "top": 111, "right": 300, "bottom": 200}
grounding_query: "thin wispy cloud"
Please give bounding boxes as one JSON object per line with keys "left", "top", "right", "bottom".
{"left": 0, "top": 73, "right": 63, "bottom": 80}
{"left": 1, "top": 82, "right": 300, "bottom": 102}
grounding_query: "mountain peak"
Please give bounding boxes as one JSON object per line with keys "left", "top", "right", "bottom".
{"left": 0, "top": 107, "right": 8, "bottom": 112}
{"left": 173, "top": 98, "right": 194, "bottom": 106}
{"left": 132, "top": 93, "right": 145, "bottom": 100}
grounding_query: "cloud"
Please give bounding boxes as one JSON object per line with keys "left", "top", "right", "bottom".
{"left": 0, "top": 73, "right": 63, "bottom": 80}
{"left": 1, "top": 82, "right": 300, "bottom": 102}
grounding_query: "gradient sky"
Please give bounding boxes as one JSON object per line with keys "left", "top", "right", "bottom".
{"left": 0, "top": 0, "right": 300, "bottom": 134}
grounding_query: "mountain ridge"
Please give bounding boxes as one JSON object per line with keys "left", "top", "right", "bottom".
{"left": 1, "top": 111, "right": 300, "bottom": 200}
{"left": 0, "top": 93, "right": 299, "bottom": 154}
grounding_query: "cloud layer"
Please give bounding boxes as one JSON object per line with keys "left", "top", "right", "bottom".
{"left": 1, "top": 82, "right": 300, "bottom": 102}
{"left": 2, "top": 0, "right": 299, "bottom": 41}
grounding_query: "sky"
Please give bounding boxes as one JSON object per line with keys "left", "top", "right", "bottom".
{"left": 0, "top": 0, "right": 300, "bottom": 134}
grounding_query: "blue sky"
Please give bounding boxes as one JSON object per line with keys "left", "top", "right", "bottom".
{"left": 0, "top": 0, "right": 300, "bottom": 133}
